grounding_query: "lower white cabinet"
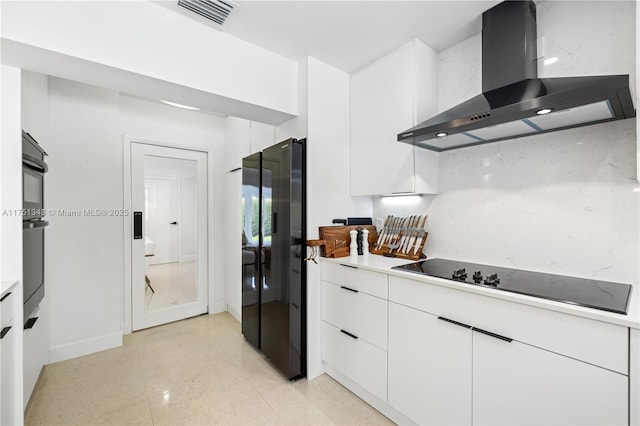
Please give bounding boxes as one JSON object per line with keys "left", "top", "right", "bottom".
{"left": 473, "top": 331, "right": 627, "bottom": 426}
{"left": 321, "top": 281, "right": 387, "bottom": 349}
{"left": 389, "top": 298, "right": 628, "bottom": 426}
{"left": 388, "top": 302, "right": 472, "bottom": 425}
{"left": 23, "top": 298, "right": 48, "bottom": 408}
{"left": 321, "top": 321, "right": 387, "bottom": 402}
{"left": 1, "top": 289, "right": 18, "bottom": 425}
{"left": 321, "top": 262, "right": 631, "bottom": 425}
{"left": 320, "top": 265, "right": 389, "bottom": 402}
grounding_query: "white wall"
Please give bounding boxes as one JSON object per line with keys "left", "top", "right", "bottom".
{"left": 374, "top": 1, "right": 638, "bottom": 285}
{"left": 0, "top": 67, "right": 23, "bottom": 283}
{"left": 302, "top": 57, "right": 373, "bottom": 378}
{"left": 44, "top": 77, "right": 225, "bottom": 362}
{"left": 1, "top": 1, "right": 298, "bottom": 124}
{"left": 0, "top": 65, "right": 25, "bottom": 424}
{"left": 46, "top": 77, "right": 123, "bottom": 362}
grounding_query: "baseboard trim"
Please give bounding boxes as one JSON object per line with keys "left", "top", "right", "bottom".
{"left": 48, "top": 331, "right": 123, "bottom": 364}
{"left": 227, "top": 305, "right": 241, "bottom": 322}
{"left": 323, "top": 364, "right": 416, "bottom": 426}
{"left": 212, "top": 301, "right": 227, "bottom": 314}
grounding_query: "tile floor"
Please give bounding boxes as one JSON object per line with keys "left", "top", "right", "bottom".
{"left": 25, "top": 313, "right": 394, "bottom": 425}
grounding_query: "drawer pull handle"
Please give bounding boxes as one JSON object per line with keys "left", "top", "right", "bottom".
{"left": 340, "top": 329, "right": 359, "bottom": 340}
{"left": 24, "top": 317, "right": 39, "bottom": 330}
{"left": 438, "top": 316, "right": 472, "bottom": 329}
{"left": 340, "top": 286, "right": 358, "bottom": 293}
{"left": 339, "top": 264, "right": 357, "bottom": 269}
{"left": 0, "top": 326, "right": 11, "bottom": 339}
{"left": 0, "top": 292, "right": 11, "bottom": 302}
{"left": 473, "top": 327, "right": 512, "bottom": 343}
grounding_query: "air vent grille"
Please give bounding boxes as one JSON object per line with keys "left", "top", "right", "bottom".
{"left": 178, "top": 0, "right": 234, "bottom": 25}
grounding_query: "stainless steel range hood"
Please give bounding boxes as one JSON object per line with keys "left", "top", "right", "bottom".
{"left": 398, "top": 1, "right": 635, "bottom": 152}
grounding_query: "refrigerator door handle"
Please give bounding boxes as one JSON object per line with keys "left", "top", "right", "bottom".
{"left": 272, "top": 212, "right": 277, "bottom": 234}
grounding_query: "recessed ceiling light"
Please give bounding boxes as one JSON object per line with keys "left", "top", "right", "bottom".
{"left": 536, "top": 108, "right": 553, "bottom": 115}
{"left": 543, "top": 57, "right": 559, "bottom": 66}
{"left": 436, "top": 132, "right": 448, "bottom": 137}
{"left": 160, "top": 100, "right": 200, "bottom": 111}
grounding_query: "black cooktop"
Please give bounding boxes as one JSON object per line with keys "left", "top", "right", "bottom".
{"left": 392, "top": 258, "right": 632, "bottom": 315}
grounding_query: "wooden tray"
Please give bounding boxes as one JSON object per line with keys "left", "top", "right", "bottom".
{"left": 319, "top": 225, "right": 378, "bottom": 258}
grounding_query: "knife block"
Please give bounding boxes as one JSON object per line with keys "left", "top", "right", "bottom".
{"left": 370, "top": 231, "right": 428, "bottom": 260}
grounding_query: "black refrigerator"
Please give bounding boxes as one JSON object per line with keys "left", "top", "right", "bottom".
{"left": 241, "top": 138, "right": 306, "bottom": 379}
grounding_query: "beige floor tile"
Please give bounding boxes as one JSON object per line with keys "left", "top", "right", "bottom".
{"left": 270, "top": 392, "right": 335, "bottom": 425}
{"left": 26, "top": 313, "right": 395, "bottom": 426}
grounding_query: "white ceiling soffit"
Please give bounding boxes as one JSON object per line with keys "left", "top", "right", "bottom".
{"left": 155, "top": 0, "right": 501, "bottom": 73}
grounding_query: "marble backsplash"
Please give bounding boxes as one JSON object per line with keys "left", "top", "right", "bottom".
{"left": 430, "top": 119, "right": 637, "bottom": 283}
{"left": 374, "top": 119, "right": 638, "bottom": 283}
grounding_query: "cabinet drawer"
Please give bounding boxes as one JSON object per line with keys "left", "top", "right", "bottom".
{"left": 322, "top": 262, "right": 388, "bottom": 299}
{"left": 1, "top": 291, "right": 14, "bottom": 326}
{"left": 322, "top": 281, "right": 387, "bottom": 349}
{"left": 322, "top": 320, "right": 387, "bottom": 402}
{"left": 389, "top": 275, "right": 628, "bottom": 374}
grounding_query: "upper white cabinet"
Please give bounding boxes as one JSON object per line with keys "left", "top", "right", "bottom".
{"left": 350, "top": 39, "right": 438, "bottom": 196}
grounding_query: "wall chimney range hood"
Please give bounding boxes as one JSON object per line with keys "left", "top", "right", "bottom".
{"left": 398, "top": 0, "right": 635, "bottom": 152}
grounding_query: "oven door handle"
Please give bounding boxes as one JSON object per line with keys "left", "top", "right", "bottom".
{"left": 23, "top": 220, "right": 49, "bottom": 229}
{"left": 22, "top": 154, "right": 48, "bottom": 173}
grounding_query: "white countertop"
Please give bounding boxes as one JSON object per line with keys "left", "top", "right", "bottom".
{"left": 322, "top": 255, "right": 640, "bottom": 330}
{"left": 1, "top": 280, "right": 18, "bottom": 297}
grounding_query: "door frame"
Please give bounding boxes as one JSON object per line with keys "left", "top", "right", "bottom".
{"left": 122, "top": 134, "right": 215, "bottom": 334}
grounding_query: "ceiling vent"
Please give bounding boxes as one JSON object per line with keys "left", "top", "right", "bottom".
{"left": 178, "top": 0, "right": 234, "bottom": 25}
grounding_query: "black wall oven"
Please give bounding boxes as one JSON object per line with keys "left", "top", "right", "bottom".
{"left": 22, "top": 131, "right": 48, "bottom": 324}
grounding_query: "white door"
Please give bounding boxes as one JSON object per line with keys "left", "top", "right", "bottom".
{"left": 144, "top": 178, "right": 178, "bottom": 265}
{"left": 131, "top": 143, "right": 208, "bottom": 331}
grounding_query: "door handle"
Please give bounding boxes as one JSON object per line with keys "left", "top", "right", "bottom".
{"left": 438, "top": 316, "right": 472, "bottom": 329}
{"left": 0, "top": 326, "right": 11, "bottom": 339}
{"left": 134, "top": 212, "right": 143, "bottom": 239}
{"left": 24, "top": 317, "right": 38, "bottom": 330}
{"left": 473, "top": 327, "right": 513, "bottom": 343}
{"left": 169, "top": 221, "right": 178, "bottom": 225}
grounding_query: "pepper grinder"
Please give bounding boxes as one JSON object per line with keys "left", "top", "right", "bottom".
{"left": 362, "top": 228, "right": 369, "bottom": 256}
{"left": 349, "top": 229, "right": 358, "bottom": 257}
{"left": 356, "top": 227, "right": 363, "bottom": 255}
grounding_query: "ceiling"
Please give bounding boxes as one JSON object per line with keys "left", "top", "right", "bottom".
{"left": 156, "top": 0, "right": 502, "bottom": 73}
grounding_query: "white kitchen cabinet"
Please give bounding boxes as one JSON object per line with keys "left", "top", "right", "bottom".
{"left": 321, "top": 262, "right": 388, "bottom": 299}
{"left": 388, "top": 302, "right": 472, "bottom": 425}
{"left": 321, "top": 321, "right": 387, "bottom": 402}
{"left": 350, "top": 39, "right": 438, "bottom": 196}
{"left": 320, "top": 262, "right": 389, "bottom": 402}
{"left": 473, "top": 330, "right": 627, "bottom": 426}
{"left": 23, "top": 297, "right": 48, "bottom": 409}
{"left": 388, "top": 274, "right": 629, "bottom": 425}
{"left": 1, "top": 287, "right": 18, "bottom": 426}
{"left": 322, "top": 281, "right": 387, "bottom": 350}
